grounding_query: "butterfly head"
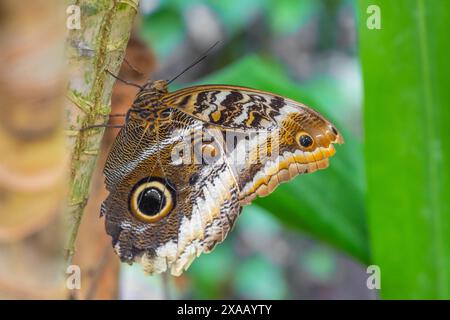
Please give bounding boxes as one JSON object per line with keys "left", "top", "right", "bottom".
{"left": 146, "top": 80, "right": 168, "bottom": 94}
{"left": 133, "top": 80, "right": 169, "bottom": 108}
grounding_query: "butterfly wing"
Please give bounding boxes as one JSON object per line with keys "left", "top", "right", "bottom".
{"left": 164, "top": 85, "right": 340, "bottom": 131}
{"left": 103, "top": 84, "right": 343, "bottom": 276}
{"left": 102, "top": 108, "right": 242, "bottom": 276}
{"left": 165, "top": 85, "right": 344, "bottom": 204}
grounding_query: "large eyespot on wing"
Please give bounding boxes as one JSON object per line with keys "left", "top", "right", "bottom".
{"left": 101, "top": 110, "right": 187, "bottom": 272}
{"left": 128, "top": 177, "right": 176, "bottom": 223}
{"left": 102, "top": 109, "right": 243, "bottom": 276}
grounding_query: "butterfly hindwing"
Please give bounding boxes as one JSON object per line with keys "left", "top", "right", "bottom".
{"left": 103, "top": 107, "right": 242, "bottom": 276}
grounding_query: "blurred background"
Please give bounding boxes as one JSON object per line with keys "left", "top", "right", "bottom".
{"left": 0, "top": 0, "right": 448, "bottom": 300}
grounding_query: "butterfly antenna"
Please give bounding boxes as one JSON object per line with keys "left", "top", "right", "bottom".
{"left": 123, "top": 58, "right": 145, "bottom": 76}
{"left": 167, "top": 41, "right": 220, "bottom": 85}
{"left": 106, "top": 69, "right": 144, "bottom": 90}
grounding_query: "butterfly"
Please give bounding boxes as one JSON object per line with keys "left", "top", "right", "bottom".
{"left": 101, "top": 79, "right": 343, "bottom": 276}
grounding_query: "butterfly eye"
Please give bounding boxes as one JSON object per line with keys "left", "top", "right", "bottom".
{"left": 159, "top": 109, "right": 172, "bottom": 119}
{"left": 296, "top": 132, "right": 314, "bottom": 149}
{"left": 129, "top": 178, "right": 175, "bottom": 223}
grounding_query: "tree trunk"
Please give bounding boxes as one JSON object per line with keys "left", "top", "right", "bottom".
{"left": 64, "top": 0, "right": 139, "bottom": 265}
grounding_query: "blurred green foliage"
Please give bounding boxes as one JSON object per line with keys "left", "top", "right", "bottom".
{"left": 300, "top": 247, "right": 337, "bottom": 283}
{"left": 140, "top": 0, "right": 351, "bottom": 61}
{"left": 187, "top": 239, "right": 235, "bottom": 299}
{"left": 140, "top": 7, "right": 184, "bottom": 58}
{"left": 358, "top": 0, "right": 450, "bottom": 299}
{"left": 266, "top": 0, "right": 320, "bottom": 35}
{"left": 233, "top": 255, "right": 288, "bottom": 299}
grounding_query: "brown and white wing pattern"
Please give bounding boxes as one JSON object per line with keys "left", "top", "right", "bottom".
{"left": 102, "top": 109, "right": 242, "bottom": 276}
{"left": 164, "top": 85, "right": 329, "bottom": 130}
{"left": 165, "top": 85, "right": 344, "bottom": 205}
{"left": 102, "top": 81, "right": 343, "bottom": 276}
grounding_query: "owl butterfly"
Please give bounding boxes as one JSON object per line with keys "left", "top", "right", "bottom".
{"left": 102, "top": 80, "right": 343, "bottom": 276}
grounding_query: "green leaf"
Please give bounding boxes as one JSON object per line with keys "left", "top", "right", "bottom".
{"left": 180, "top": 55, "right": 368, "bottom": 263}
{"left": 358, "top": 0, "right": 450, "bottom": 299}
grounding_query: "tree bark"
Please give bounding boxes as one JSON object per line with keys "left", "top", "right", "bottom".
{"left": 64, "top": 0, "right": 139, "bottom": 264}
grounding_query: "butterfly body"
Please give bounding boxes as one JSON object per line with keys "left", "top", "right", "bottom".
{"left": 102, "top": 80, "right": 343, "bottom": 276}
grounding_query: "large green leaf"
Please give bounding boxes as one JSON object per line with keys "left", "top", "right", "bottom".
{"left": 175, "top": 55, "right": 368, "bottom": 263}
{"left": 358, "top": 1, "right": 450, "bottom": 298}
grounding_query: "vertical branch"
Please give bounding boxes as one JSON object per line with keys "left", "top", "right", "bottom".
{"left": 64, "top": 0, "right": 139, "bottom": 264}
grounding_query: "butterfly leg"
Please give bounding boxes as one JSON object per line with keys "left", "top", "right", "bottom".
{"left": 81, "top": 124, "right": 124, "bottom": 131}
